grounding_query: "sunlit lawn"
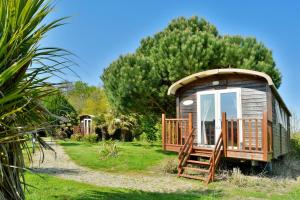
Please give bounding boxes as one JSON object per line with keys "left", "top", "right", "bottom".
{"left": 26, "top": 172, "right": 300, "bottom": 200}
{"left": 58, "top": 140, "right": 177, "bottom": 173}
{"left": 25, "top": 173, "right": 216, "bottom": 200}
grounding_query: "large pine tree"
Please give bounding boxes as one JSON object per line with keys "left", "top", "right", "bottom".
{"left": 102, "top": 16, "right": 281, "bottom": 117}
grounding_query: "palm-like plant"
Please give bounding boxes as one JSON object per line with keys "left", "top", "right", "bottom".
{"left": 0, "top": 0, "right": 71, "bottom": 199}
{"left": 105, "top": 111, "right": 137, "bottom": 141}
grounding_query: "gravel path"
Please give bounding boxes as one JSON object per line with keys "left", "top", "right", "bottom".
{"left": 30, "top": 140, "right": 203, "bottom": 192}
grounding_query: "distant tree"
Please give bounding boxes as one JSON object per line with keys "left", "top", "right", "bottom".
{"left": 43, "top": 92, "right": 78, "bottom": 126}
{"left": 104, "top": 111, "right": 138, "bottom": 141}
{"left": 102, "top": 16, "right": 281, "bottom": 118}
{"left": 65, "top": 81, "right": 109, "bottom": 115}
{"left": 81, "top": 87, "right": 109, "bottom": 115}
{"left": 65, "top": 81, "right": 93, "bottom": 113}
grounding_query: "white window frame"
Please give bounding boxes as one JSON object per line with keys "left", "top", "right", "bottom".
{"left": 197, "top": 88, "right": 242, "bottom": 147}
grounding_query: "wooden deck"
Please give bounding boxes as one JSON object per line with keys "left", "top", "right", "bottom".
{"left": 164, "top": 144, "right": 270, "bottom": 162}
{"left": 162, "top": 112, "right": 273, "bottom": 162}
{"left": 162, "top": 112, "right": 274, "bottom": 183}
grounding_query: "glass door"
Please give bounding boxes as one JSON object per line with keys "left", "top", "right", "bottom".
{"left": 197, "top": 92, "right": 216, "bottom": 146}
{"left": 197, "top": 88, "right": 241, "bottom": 147}
{"left": 218, "top": 91, "right": 239, "bottom": 148}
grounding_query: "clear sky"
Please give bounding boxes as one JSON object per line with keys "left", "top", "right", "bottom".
{"left": 42, "top": 0, "right": 300, "bottom": 114}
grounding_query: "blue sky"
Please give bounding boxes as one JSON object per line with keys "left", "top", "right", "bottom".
{"left": 42, "top": 0, "right": 300, "bottom": 114}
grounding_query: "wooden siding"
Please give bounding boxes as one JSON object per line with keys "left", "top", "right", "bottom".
{"left": 176, "top": 75, "right": 268, "bottom": 145}
{"left": 271, "top": 90, "right": 290, "bottom": 158}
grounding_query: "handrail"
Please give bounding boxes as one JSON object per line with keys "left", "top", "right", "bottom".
{"left": 178, "top": 128, "right": 194, "bottom": 159}
{"left": 178, "top": 129, "right": 194, "bottom": 175}
{"left": 206, "top": 132, "right": 223, "bottom": 184}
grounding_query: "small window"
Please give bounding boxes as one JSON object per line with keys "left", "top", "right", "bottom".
{"left": 182, "top": 100, "right": 193, "bottom": 106}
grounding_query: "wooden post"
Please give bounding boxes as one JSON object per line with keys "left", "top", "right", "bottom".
{"left": 212, "top": 153, "right": 215, "bottom": 182}
{"left": 188, "top": 113, "right": 193, "bottom": 133}
{"left": 162, "top": 113, "right": 166, "bottom": 150}
{"left": 222, "top": 112, "right": 227, "bottom": 157}
{"left": 262, "top": 111, "right": 268, "bottom": 161}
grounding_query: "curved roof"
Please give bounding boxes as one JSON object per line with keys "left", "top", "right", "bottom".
{"left": 167, "top": 68, "right": 291, "bottom": 116}
{"left": 168, "top": 68, "right": 274, "bottom": 95}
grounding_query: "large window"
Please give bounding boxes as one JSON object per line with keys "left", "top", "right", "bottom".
{"left": 275, "top": 99, "right": 288, "bottom": 129}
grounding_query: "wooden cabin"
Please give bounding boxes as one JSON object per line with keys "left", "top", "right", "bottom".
{"left": 74, "top": 114, "right": 95, "bottom": 135}
{"left": 162, "top": 68, "right": 291, "bottom": 183}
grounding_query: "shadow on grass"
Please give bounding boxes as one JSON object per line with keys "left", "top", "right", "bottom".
{"left": 155, "top": 149, "right": 178, "bottom": 156}
{"left": 71, "top": 188, "right": 223, "bottom": 200}
{"left": 58, "top": 142, "right": 81, "bottom": 147}
{"left": 129, "top": 142, "right": 161, "bottom": 148}
{"left": 31, "top": 167, "right": 81, "bottom": 176}
{"left": 130, "top": 143, "right": 143, "bottom": 147}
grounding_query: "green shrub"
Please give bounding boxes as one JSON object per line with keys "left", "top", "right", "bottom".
{"left": 70, "top": 134, "right": 83, "bottom": 141}
{"left": 227, "top": 168, "right": 288, "bottom": 188}
{"left": 155, "top": 121, "right": 162, "bottom": 142}
{"left": 162, "top": 158, "right": 178, "bottom": 174}
{"left": 56, "top": 130, "right": 68, "bottom": 139}
{"left": 99, "top": 140, "right": 119, "bottom": 159}
{"left": 137, "top": 133, "right": 148, "bottom": 142}
{"left": 291, "top": 133, "right": 300, "bottom": 156}
{"left": 82, "top": 134, "right": 98, "bottom": 143}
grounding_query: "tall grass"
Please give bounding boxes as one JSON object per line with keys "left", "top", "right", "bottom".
{"left": 0, "top": 0, "right": 71, "bottom": 199}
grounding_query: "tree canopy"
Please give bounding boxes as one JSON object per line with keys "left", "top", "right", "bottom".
{"left": 102, "top": 16, "right": 281, "bottom": 117}
{"left": 65, "top": 81, "right": 109, "bottom": 116}
{"left": 43, "top": 91, "right": 78, "bottom": 125}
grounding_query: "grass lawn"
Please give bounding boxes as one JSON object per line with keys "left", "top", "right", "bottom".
{"left": 25, "top": 173, "right": 216, "bottom": 200}
{"left": 26, "top": 172, "right": 300, "bottom": 200}
{"left": 58, "top": 140, "right": 177, "bottom": 173}
{"left": 53, "top": 138, "right": 300, "bottom": 199}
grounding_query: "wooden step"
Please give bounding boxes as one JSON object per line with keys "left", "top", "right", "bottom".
{"left": 183, "top": 167, "right": 209, "bottom": 173}
{"left": 187, "top": 160, "right": 210, "bottom": 166}
{"left": 190, "top": 153, "right": 211, "bottom": 158}
{"left": 193, "top": 146, "right": 213, "bottom": 151}
{"left": 193, "top": 150, "right": 213, "bottom": 155}
{"left": 179, "top": 173, "right": 206, "bottom": 181}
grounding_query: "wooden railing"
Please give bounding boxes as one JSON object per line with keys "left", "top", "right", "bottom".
{"left": 162, "top": 111, "right": 272, "bottom": 162}
{"left": 207, "top": 131, "right": 223, "bottom": 184}
{"left": 162, "top": 113, "right": 192, "bottom": 150}
{"left": 225, "top": 118, "right": 263, "bottom": 151}
{"left": 178, "top": 129, "right": 195, "bottom": 175}
{"left": 223, "top": 111, "right": 273, "bottom": 161}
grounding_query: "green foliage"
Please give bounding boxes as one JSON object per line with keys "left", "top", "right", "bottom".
{"left": 56, "top": 130, "right": 68, "bottom": 139}
{"left": 25, "top": 173, "right": 217, "bottom": 200}
{"left": 59, "top": 140, "right": 176, "bottom": 172}
{"left": 42, "top": 91, "right": 78, "bottom": 125}
{"left": 70, "top": 134, "right": 83, "bottom": 142}
{"left": 82, "top": 134, "right": 98, "bottom": 143}
{"left": 26, "top": 172, "right": 300, "bottom": 200}
{"left": 290, "top": 133, "right": 300, "bottom": 157}
{"left": 137, "top": 133, "right": 148, "bottom": 143}
{"left": 105, "top": 111, "right": 138, "bottom": 135}
{"left": 96, "top": 110, "right": 138, "bottom": 141}
{"left": 71, "top": 134, "right": 98, "bottom": 143}
{"left": 65, "top": 81, "right": 109, "bottom": 116}
{"left": 93, "top": 113, "right": 106, "bottom": 127}
{"left": 162, "top": 158, "right": 178, "bottom": 174}
{"left": 138, "top": 115, "right": 159, "bottom": 142}
{"left": 99, "top": 140, "right": 119, "bottom": 159}
{"left": 102, "top": 16, "right": 281, "bottom": 119}
{"left": 0, "top": 0, "right": 70, "bottom": 199}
